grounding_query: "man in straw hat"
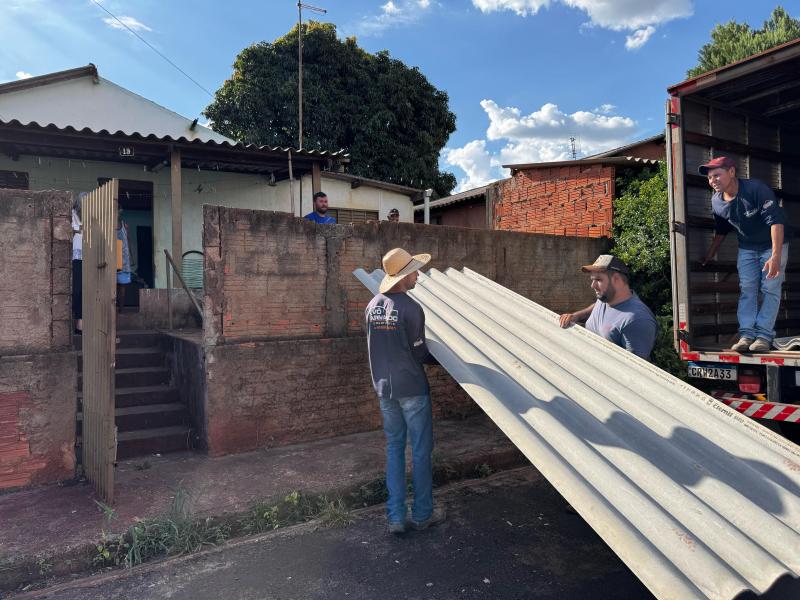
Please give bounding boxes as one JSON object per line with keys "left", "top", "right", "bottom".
{"left": 559, "top": 254, "right": 657, "bottom": 360}
{"left": 365, "top": 247, "right": 446, "bottom": 534}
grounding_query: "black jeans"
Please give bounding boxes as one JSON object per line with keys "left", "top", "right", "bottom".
{"left": 72, "top": 259, "right": 82, "bottom": 320}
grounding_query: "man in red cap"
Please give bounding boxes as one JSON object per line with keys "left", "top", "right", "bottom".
{"left": 699, "top": 157, "right": 790, "bottom": 353}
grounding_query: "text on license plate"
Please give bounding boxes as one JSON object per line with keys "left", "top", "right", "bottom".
{"left": 687, "top": 362, "right": 737, "bottom": 381}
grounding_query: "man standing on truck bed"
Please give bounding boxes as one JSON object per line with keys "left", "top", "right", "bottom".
{"left": 699, "top": 156, "right": 790, "bottom": 354}
{"left": 559, "top": 254, "right": 657, "bottom": 360}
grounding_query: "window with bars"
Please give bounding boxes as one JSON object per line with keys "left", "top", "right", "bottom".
{"left": 0, "top": 170, "right": 29, "bottom": 190}
{"left": 327, "top": 208, "right": 379, "bottom": 224}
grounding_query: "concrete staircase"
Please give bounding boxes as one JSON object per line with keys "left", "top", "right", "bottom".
{"left": 76, "top": 330, "right": 192, "bottom": 460}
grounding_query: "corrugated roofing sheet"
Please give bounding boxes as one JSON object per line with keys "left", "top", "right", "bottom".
{"left": 353, "top": 266, "right": 800, "bottom": 600}
{"left": 413, "top": 182, "right": 496, "bottom": 212}
{"left": 504, "top": 155, "right": 660, "bottom": 170}
{"left": 0, "top": 118, "right": 350, "bottom": 159}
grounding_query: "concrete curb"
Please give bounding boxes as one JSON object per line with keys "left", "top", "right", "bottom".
{"left": 2, "top": 445, "right": 526, "bottom": 595}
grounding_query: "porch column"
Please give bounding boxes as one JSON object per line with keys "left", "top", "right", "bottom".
{"left": 170, "top": 147, "right": 182, "bottom": 286}
{"left": 311, "top": 162, "right": 322, "bottom": 195}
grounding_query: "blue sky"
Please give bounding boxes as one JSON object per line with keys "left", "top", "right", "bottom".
{"left": 3, "top": 1, "right": 798, "bottom": 192}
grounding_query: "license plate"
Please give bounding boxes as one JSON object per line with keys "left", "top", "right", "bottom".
{"left": 687, "top": 362, "right": 737, "bottom": 381}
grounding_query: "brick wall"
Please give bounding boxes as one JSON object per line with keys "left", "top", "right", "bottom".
{"left": 201, "top": 208, "right": 607, "bottom": 456}
{"left": 0, "top": 190, "right": 76, "bottom": 490}
{"left": 203, "top": 207, "right": 608, "bottom": 345}
{"left": 205, "top": 337, "right": 475, "bottom": 457}
{"left": 0, "top": 332, "right": 76, "bottom": 488}
{"left": 0, "top": 190, "right": 72, "bottom": 354}
{"left": 495, "top": 164, "right": 615, "bottom": 238}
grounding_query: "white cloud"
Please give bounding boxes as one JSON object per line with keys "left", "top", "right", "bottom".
{"left": 473, "top": 0, "right": 550, "bottom": 16}
{"left": 353, "top": 0, "right": 434, "bottom": 35}
{"left": 625, "top": 25, "right": 655, "bottom": 50}
{"left": 382, "top": 1, "right": 400, "bottom": 15}
{"left": 443, "top": 99, "right": 639, "bottom": 191}
{"left": 102, "top": 15, "right": 151, "bottom": 32}
{"left": 442, "top": 140, "right": 497, "bottom": 192}
{"left": 472, "top": 0, "right": 692, "bottom": 48}
{"left": 563, "top": 0, "right": 692, "bottom": 31}
{"left": 15, "top": 71, "right": 32, "bottom": 79}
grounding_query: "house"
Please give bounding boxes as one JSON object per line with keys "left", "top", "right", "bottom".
{"left": 417, "top": 133, "right": 665, "bottom": 236}
{"left": 0, "top": 65, "right": 419, "bottom": 292}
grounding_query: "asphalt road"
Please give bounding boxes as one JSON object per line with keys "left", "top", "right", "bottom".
{"left": 17, "top": 467, "right": 654, "bottom": 600}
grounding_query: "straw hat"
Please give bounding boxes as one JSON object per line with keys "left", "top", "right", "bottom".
{"left": 379, "top": 247, "right": 431, "bottom": 294}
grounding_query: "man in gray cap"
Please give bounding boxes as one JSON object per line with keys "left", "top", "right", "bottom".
{"left": 559, "top": 254, "right": 657, "bottom": 360}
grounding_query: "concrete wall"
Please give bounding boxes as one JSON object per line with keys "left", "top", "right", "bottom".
{"left": 0, "top": 189, "right": 76, "bottom": 490}
{"left": 201, "top": 207, "right": 607, "bottom": 456}
{"left": 0, "top": 190, "right": 72, "bottom": 354}
{"left": 495, "top": 164, "right": 615, "bottom": 238}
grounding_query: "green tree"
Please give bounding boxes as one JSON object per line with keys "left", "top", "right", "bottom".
{"left": 205, "top": 22, "right": 457, "bottom": 197}
{"left": 613, "top": 165, "right": 684, "bottom": 378}
{"left": 687, "top": 6, "right": 800, "bottom": 78}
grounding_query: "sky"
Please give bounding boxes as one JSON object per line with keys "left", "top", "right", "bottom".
{"left": 3, "top": 0, "right": 799, "bottom": 193}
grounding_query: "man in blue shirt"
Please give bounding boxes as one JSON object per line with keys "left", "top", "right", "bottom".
{"left": 366, "top": 247, "right": 445, "bottom": 534}
{"left": 559, "top": 255, "right": 657, "bottom": 360}
{"left": 699, "top": 156, "right": 790, "bottom": 353}
{"left": 303, "top": 191, "right": 336, "bottom": 223}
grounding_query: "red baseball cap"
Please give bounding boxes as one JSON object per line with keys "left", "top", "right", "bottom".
{"left": 698, "top": 156, "right": 736, "bottom": 175}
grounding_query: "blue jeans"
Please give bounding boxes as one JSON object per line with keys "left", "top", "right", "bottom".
{"left": 737, "top": 244, "right": 789, "bottom": 342}
{"left": 379, "top": 394, "right": 433, "bottom": 524}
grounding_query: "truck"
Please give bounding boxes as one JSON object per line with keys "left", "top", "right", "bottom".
{"left": 666, "top": 39, "right": 800, "bottom": 435}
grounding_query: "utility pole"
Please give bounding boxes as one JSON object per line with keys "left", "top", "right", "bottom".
{"left": 297, "top": 2, "right": 327, "bottom": 150}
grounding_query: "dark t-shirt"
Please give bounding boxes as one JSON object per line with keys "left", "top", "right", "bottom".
{"left": 712, "top": 178, "right": 789, "bottom": 251}
{"left": 585, "top": 293, "right": 657, "bottom": 360}
{"left": 304, "top": 212, "right": 336, "bottom": 224}
{"left": 366, "top": 292, "right": 435, "bottom": 400}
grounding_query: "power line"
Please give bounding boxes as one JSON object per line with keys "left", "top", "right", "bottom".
{"left": 90, "top": 0, "right": 214, "bottom": 98}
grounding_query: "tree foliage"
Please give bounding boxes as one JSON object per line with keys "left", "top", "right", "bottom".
{"left": 687, "top": 6, "right": 800, "bottom": 78}
{"left": 613, "top": 165, "right": 684, "bottom": 377}
{"left": 205, "top": 22, "right": 457, "bottom": 196}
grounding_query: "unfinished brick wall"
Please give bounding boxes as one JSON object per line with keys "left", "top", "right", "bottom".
{"left": 0, "top": 190, "right": 72, "bottom": 354}
{"left": 201, "top": 208, "right": 607, "bottom": 456}
{"left": 495, "top": 164, "right": 615, "bottom": 238}
{"left": 0, "top": 190, "right": 76, "bottom": 490}
{"left": 0, "top": 354, "right": 76, "bottom": 488}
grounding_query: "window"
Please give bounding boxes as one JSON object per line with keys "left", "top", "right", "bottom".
{"left": 0, "top": 170, "right": 29, "bottom": 190}
{"left": 327, "top": 208, "right": 379, "bottom": 224}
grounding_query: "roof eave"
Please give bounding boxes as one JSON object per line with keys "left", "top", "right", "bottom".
{"left": 0, "top": 64, "right": 98, "bottom": 96}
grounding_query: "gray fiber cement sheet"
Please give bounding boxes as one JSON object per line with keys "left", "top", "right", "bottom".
{"left": 354, "top": 266, "right": 800, "bottom": 600}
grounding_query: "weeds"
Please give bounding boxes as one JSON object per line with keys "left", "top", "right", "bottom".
{"left": 317, "top": 496, "right": 354, "bottom": 528}
{"left": 124, "top": 489, "right": 229, "bottom": 568}
{"left": 475, "top": 463, "right": 494, "bottom": 478}
{"left": 238, "top": 491, "right": 353, "bottom": 534}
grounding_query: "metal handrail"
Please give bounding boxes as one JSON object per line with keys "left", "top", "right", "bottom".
{"left": 164, "top": 249, "right": 203, "bottom": 330}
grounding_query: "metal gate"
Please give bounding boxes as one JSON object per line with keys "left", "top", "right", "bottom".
{"left": 82, "top": 179, "right": 118, "bottom": 503}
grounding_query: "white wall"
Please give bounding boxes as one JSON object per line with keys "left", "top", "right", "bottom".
{"left": 1, "top": 154, "right": 414, "bottom": 288}
{"left": 278, "top": 174, "right": 414, "bottom": 221}
{"left": 0, "top": 154, "right": 286, "bottom": 288}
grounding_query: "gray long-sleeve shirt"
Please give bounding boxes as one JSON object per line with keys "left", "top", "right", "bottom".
{"left": 366, "top": 292, "right": 436, "bottom": 400}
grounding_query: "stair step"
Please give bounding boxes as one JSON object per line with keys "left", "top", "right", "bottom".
{"left": 77, "top": 403, "right": 187, "bottom": 433}
{"left": 78, "top": 367, "right": 170, "bottom": 389}
{"left": 116, "top": 425, "right": 192, "bottom": 459}
{"left": 78, "top": 347, "right": 165, "bottom": 370}
{"left": 73, "top": 330, "right": 164, "bottom": 351}
{"left": 79, "top": 384, "right": 180, "bottom": 408}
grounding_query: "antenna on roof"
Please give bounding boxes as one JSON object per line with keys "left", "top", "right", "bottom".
{"left": 570, "top": 137, "right": 577, "bottom": 160}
